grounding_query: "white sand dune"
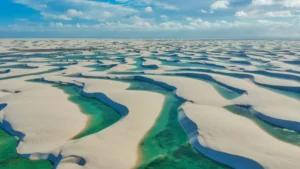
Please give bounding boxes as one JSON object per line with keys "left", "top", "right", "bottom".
{"left": 1, "top": 39, "right": 300, "bottom": 169}
{"left": 142, "top": 58, "right": 162, "bottom": 66}
{"left": 43, "top": 76, "right": 131, "bottom": 93}
{"left": 56, "top": 91, "right": 164, "bottom": 169}
{"left": 143, "top": 75, "right": 231, "bottom": 107}
{"left": 210, "top": 74, "right": 300, "bottom": 130}
{"left": 180, "top": 103, "right": 300, "bottom": 169}
{"left": 159, "top": 70, "right": 300, "bottom": 131}
{"left": 0, "top": 76, "right": 164, "bottom": 169}
{"left": 0, "top": 79, "right": 87, "bottom": 155}
{"left": 0, "top": 65, "right": 60, "bottom": 79}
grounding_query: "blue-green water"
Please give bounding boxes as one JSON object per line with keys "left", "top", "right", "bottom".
{"left": 0, "top": 104, "right": 52, "bottom": 169}
{"left": 130, "top": 58, "right": 158, "bottom": 71}
{"left": 123, "top": 80, "right": 230, "bottom": 169}
{"left": 0, "top": 64, "right": 37, "bottom": 69}
{"left": 225, "top": 105, "right": 300, "bottom": 147}
{"left": 158, "top": 59, "right": 226, "bottom": 70}
{"left": 28, "top": 79, "right": 121, "bottom": 139}
{"left": 201, "top": 79, "right": 241, "bottom": 100}
{"left": 0, "top": 68, "right": 65, "bottom": 80}
{"left": 0, "top": 128, "right": 53, "bottom": 169}
{"left": 48, "top": 63, "right": 77, "bottom": 67}
{"left": 260, "top": 86, "right": 300, "bottom": 100}
{"left": 55, "top": 85, "right": 121, "bottom": 139}
{"left": 85, "top": 64, "right": 117, "bottom": 72}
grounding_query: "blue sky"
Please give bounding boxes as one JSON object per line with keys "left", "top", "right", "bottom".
{"left": 0, "top": 0, "right": 300, "bottom": 38}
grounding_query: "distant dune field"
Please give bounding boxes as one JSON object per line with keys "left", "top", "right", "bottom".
{"left": 0, "top": 39, "right": 300, "bottom": 169}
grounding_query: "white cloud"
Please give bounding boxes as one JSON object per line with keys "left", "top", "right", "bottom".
{"left": 252, "top": 0, "right": 274, "bottom": 6}
{"left": 14, "top": 0, "right": 47, "bottom": 10}
{"left": 235, "top": 11, "right": 248, "bottom": 17}
{"left": 41, "top": 12, "right": 72, "bottom": 20}
{"left": 14, "top": 0, "right": 138, "bottom": 22}
{"left": 49, "top": 22, "right": 71, "bottom": 28}
{"left": 157, "top": 3, "right": 178, "bottom": 10}
{"left": 76, "top": 23, "right": 88, "bottom": 28}
{"left": 4, "top": 17, "right": 300, "bottom": 39}
{"left": 10, "top": 0, "right": 300, "bottom": 38}
{"left": 160, "top": 15, "right": 168, "bottom": 20}
{"left": 265, "top": 11, "right": 293, "bottom": 17}
{"left": 142, "top": 0, "right": 179, "bottom": 10}
{"left": 130, "top": 16, "right": 152, "bottom": 29}
{"left": 187, "top": 18, "right": 214, "bottom": 29}
{"left": 116, "top": 0, "right": 128, "bottom": 3}
{"left": 235, "top": 9, "right": 297, "bottom": 18}
{"left": 160, "top": 21, "right": 183, "bottom": 30}
{"left": 16, "top": 18, "right": 28, "bottom": 21}
{"left": 67, "top": 9, "right": 83, "bottom": 17}
{"left": 283, "top": 0, "right": 300, "bottom": 8}
{"left": 257, "top": 20, "right": 290, "bottom": 27}
{"left": 65, "top": 0, "right": 138, "bottom": 21}
{"left": 210, "top": 0, "right": 229, "bottom": 10}
{"left": 251, "top": 0, "right": 300, "bottom": 7}
{"left": 145, "top": 6, "right": 153, "bottom": 13}
{"left": 186, "top": 17, "right": 193, "bottom": 21}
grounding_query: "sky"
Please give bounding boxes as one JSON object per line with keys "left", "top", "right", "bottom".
{"left": 0, "top": 0, "right": 300, "bottom": 38}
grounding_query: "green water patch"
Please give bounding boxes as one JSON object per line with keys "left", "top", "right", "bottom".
{"left": 0, "top": 127, "right": 52, "bottom": 169}
{"left": 48, "top": 63, "right": 77, "bottom": 67}
{"left": 260, "top": 86, "right": 300, "bottom": 100}
{"left": 130, "top": 58, "right": 157, "bottom": 71}
{"left": 54, "top": 54, "right": 100, "bottom": 61}
{"left": 54, "top": 85, "right": 121, "bottom": 139}
{"left": 200, "top": 79, "right": 241, "bottom": 100}
{"left": 28, "top": 78, "right": 122, "bottom": 139}
{"left": 0, "top": 68, "right": 65, "bottom": 80}
{"left": 138, "top": 144, "right": 229, "bottom": 169}
{"left": 0, "top": 64, "right": 38, "bottom": 69}
{"left": 85, "top": 64, "right": 117, "bottom": 72}
{"left": 225, "top": 105, "right": 300, "bottom": 147}
{"left": 157, "top": 59, "right": 225, "bottom": 70}
{"left": 126, "top": 80, "right": 230, "bottom": 169}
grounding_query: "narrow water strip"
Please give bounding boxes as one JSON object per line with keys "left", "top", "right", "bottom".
{"left": 225, "top": 105, "right": 300, "bottom": 147}
{"left": 0, "top": 68, "right": 65, "bottom": 80}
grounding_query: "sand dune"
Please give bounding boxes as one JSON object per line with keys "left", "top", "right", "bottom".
{"left": 0, "top": 39, "right": 300, "bottom": 169}
{"left": 180, "top": 103, "right": 300, "bottom": 169}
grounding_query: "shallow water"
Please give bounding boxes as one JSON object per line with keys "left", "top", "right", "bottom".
{"left": 0, "top": 68, "right": 65, "bottom": 80}
{"left": 85, "top": 64, "right": 117, "bottom": 72}
{"left": 131, "top": 58, "right": 157, "bottom": 71}
{"left": 48, "top": 63, "right": 77, "bottom": 67}
{"left": 28, "top": 79, "right": 122, "bottom": 139}
{"left": 127, "top": 80, "right": 230, "bottom": 169}
{"left": 0, "top": 39, "right": 299, "bottom": 169}
{"left": 55, "top": 85, "right": 121, "bottom": 139}
{"left": 226, "top": 105, "right": 300, "bottom": 147}
{"left": 0, "top": 113, "right": 52, "bottom": 169}
{"left": 0, "top": 64, "right": 37, "bottom": 69}
{"left": 200, "top": 79, "right": 241, "bottom": 100}
{"left": 0, "top": 79, "right": 121, "bottom": 168}
{"left": 260, "top": 86, "right": 300, "bottom": 100}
